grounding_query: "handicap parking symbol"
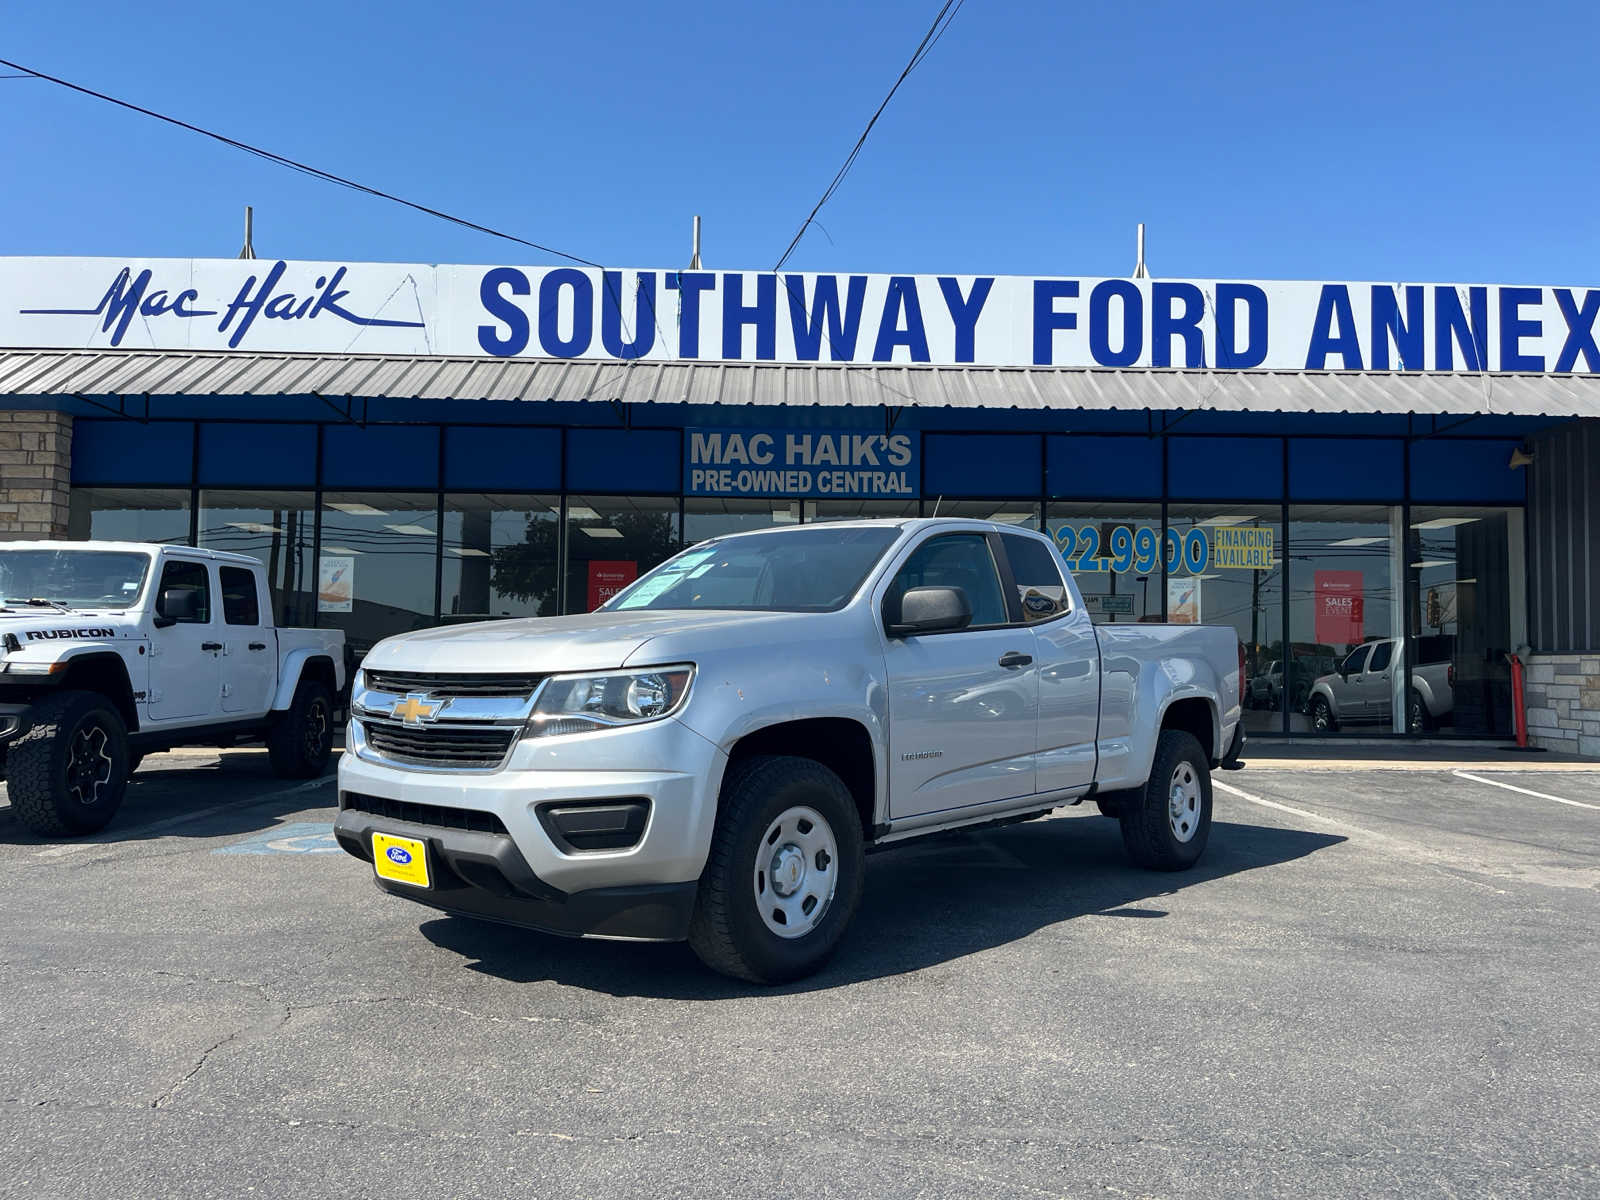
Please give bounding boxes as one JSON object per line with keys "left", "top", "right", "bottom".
{"left": 216, "top": 821, "right": 341, "bottom": 855}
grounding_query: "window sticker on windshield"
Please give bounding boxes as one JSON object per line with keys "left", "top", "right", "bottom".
{"left": 613, "top": 576, "right": 678, "bottom": 608}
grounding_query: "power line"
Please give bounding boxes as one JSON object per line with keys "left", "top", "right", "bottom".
{"left": 772, "top": 0, "right": 966, "bottom": 273}
{"left": 0, "top": 56, "right": 599, "bottom": 267}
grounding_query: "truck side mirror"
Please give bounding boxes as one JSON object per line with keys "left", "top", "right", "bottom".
{"left": 154, "top": 587, "right": 198, "bottom": 628}
{"left": 887, "top": 586, "right": 972, "bottom": 637}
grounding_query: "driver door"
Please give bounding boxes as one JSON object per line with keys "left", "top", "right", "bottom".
{"left": 881, "top": 532, "right": 1038, "bottom": 819}
{"left": 146, "top": 558, "right": 222, "bottom": 722}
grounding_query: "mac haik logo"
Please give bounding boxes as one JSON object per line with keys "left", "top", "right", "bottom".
{"left": 21, "top": 261, "right": 426, "bottom": 348}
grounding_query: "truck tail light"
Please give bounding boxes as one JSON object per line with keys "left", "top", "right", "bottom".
{"left": 1238, "top": 641, "right": 1247, "bottom": 690}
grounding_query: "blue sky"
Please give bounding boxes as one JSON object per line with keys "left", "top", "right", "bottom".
{"left": 2, "top": 1, "right": 1597, "bottom": 282}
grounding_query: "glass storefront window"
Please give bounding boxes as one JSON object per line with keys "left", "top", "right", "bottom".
{"left": 685, "top": 499, "right": 800, "bottom": 545}
{"left": 68, "top": 488, "right": 190, "bottom": 544}
{"left": 1407, "top": 507, "right": 1515, "bottom": 736}
{"left": 1288, "top": 505, "right": 1401, "bottom": 734}
{"left": 319, "top": 493, "right": 439, "bottom": 658}
{"left": 442, "top": 494, "right": 560, "bottom": 621}
{"left": 933, "top": 500, "right": 1041, "bottom": 529}
{"left": 1167, "top": 507, "right": 1284, "bottom": 734}
{"left": 198, "top": 490, "right": 316, "bottom": 626}
{"left": 804, "top": 499, "right": 920, "bottom": 522}
{"left": 564, "top": 495, "right": 681, "bottom": 613}
{"left": 1045, "top": 503, "right": 1163, "bottom": 624}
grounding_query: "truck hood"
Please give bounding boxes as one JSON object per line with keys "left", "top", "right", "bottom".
{"left": 362, "top": 610, "right": 800, "bottom": 675}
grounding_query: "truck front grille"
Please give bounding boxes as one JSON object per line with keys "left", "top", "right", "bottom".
{"left": 358, "top": 717, "right": 518, "bottom": 769}
{"left": 362, "top": 670, "right": 545, "bottom": 699}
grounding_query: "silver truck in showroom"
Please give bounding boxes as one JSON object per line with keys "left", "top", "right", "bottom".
{"left": 335, "top": 519, "right": 1245, "bottom": 983}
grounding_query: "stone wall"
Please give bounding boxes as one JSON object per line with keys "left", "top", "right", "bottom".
{"left": 0, "top": 411, "right": 73, "bottom": 540}
{"left": 1522, "top": 654, "right": 1600, "bottom": 756}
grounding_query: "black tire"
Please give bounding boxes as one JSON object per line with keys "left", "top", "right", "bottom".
{"left": 688, "top": 755, "right": 865, "bottom": 984}
{"left": 8, "top": 691, "right": 131, "bottom": 836}
{"left": 1310, "top": 695, "right": 1337, "bottom": 732}
{"left": 1118, "top": 729, "right": 1212, "bottom": 871}
{"left": 1408, "top": 689, "right": 1433, "bottom": 733}
{"left": 267, "top": 677, "right": 334, "bottom": 779}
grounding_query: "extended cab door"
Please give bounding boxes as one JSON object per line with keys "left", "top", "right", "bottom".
{"left": 881, "top": 531, "right": 1038, "bottom": 819}
{"left": 146, "top": 557, "right": 221, "bottom": 721}
{"left": 217, "top": 564, "right": 275, "bottom": 715}
{"left": 997, "top": 532, "right": 1099, "bottom": 795}
{"left": 1333, "top": 644, "right": 1373, "bottom": 720}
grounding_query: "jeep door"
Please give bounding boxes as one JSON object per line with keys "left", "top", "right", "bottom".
{"left": 146, "top": 557, "right": 221, "bottom": 721}
{"left": 880, "top": 531, "right": 1038, "bottom": 819}
{"left": 217, "top": 565, "right": 275, "bottom": 715}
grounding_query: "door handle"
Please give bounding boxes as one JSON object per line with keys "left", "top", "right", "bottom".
{"left": 248, "top": 642, "right": 267, "bottom": 651}
{"left": 201, "top": 641, "right": 223, "bottom": 652}
{"left": 998, "top": 651, "right": 1033, "bottom": 669}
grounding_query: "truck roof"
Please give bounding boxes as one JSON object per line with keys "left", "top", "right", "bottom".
{"left": 0, "top": 540, "right": 263, "bottom": 567}
{"left": 709, "top": 516, "right": 1047, "bottom": 539}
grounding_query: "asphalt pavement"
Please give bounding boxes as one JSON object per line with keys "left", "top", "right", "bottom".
{"left": 2, "top": 747, "right": 1597, "bottom": 1199}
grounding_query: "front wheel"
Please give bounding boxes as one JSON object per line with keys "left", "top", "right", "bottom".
{"left": 267, "top": 678, "right": 334, "bottom": 779}
{"left": 1118, "top": 729, "right": 1212, "bottom": 871}
{"left": 7, "top": 691, "right": 131, "bottom": 836}
{"left": 1310, "top": 695, "right": 1336, "bottom": 732}
{"left": 688, "top": 755, "right": 865, "bottom": 984}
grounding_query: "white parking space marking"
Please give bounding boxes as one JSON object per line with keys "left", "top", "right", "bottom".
{"left": 1451, "top": 771, "right": 1600, "bottom": 811}
{"left": 1212, "top": 778, "right": 1372, "bottom": 836}
{"left": 32, "top": 776, "right": 335, "bottom": 858}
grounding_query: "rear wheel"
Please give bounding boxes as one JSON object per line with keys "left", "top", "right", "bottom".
{"left": 267, "top": 678, "right": 334, "bottom": 779}
{"left": 1408, "top": 689, "right": 1433, "bottom": 733}
{"left": 1118, "top": 729, "right": 1212, "bottom": 871}
{"left": 688, "top": 755, "right": 865, "bottom": 984}
{"left": 8, "top": 691, "right": 131, "bottom": 836}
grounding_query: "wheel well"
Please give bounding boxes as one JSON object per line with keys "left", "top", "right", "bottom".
{"left": 1161, "top": 697, "right": 1214, "bottom": 762}
{"left": 57, "top": 654, "right": 139, "bottom": 731}
{"left": 726, "top": 718, "right": 877, "bottom": 837}
{"left": 300, "top": 656, "right": 337, "bottom": 695}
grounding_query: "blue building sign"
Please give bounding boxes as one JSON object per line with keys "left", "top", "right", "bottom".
{"left": 685, "top": 429, "right": 916, "bottom": 498}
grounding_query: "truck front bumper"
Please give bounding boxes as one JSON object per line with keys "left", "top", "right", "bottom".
{"left": 334, "top": 715, "right": 727, "bottom": 941}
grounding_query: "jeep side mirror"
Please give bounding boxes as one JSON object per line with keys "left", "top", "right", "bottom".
{"left": 887, "top": 586, "right": 972, "bottom": 637}
{"left": 155, "top": 587, "right": 198, "bottom": 627}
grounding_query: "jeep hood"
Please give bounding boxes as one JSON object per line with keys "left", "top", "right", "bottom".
{"left": 361, "top": 610, "right": 799, "bottom": 675}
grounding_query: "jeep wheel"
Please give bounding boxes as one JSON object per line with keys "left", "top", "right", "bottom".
{"left": 1118, "top": 729, "right": 1212, "bottom": 871}
{"left": 688, "top": 755, "right": 865, "bottom": 984}
{"left": 8, "top": 691, "right": 132, "bottom": 836}
{"left": 267, "top": 678, "right": 334, "bottom": 779}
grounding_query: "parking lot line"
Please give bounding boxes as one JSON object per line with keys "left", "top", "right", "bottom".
{"left": 1212, "top": 777, "right": 1370, "bottom": 835}
{"left": 1451, "top": 770, "right": 1600, "bottom": 811}
{"left": 32, "top": 776, "right": 336, "bottom": 858}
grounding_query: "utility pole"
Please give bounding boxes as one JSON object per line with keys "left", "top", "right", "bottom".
{"left": 238, "top": 206, "right": 256, "bottom": 260}
{"left": 1131, "top": 222, "right": 1148, "bottom": 279}
{"left": 690, "top": 215, "right": 702, "bottom": 270}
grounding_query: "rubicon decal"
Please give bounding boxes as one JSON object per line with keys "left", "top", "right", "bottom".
{"left": 24, "top": 628, "right": 117, "bottom": 640}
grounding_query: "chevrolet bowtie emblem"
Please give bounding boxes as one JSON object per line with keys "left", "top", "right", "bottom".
{"left": 392, "top": 693, "right": 442, "bottom": 725}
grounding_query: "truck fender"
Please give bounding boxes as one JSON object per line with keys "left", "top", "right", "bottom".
{"left": 49, "top": 648, "right": 145, "bottom": 730}
{"left": 1125, "top": 668, "right": 1224, "bottom": 788}
{"left": 272, "top": 650, "right": 338, "bottom": 712}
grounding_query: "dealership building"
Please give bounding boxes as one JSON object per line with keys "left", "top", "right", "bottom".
{"left": 0, "top": 256, "right": 1596, "bottom": 750}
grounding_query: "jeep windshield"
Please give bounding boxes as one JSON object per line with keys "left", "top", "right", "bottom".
{"left": 0, "top": 549, "right": 152, "bottom": 610}
{"left": 608, "top": 527, "right": 900, "bottom": 613}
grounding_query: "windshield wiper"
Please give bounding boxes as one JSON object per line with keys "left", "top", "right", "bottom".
{"left": 6, "top": 598, "right": 74, "bottom": 613}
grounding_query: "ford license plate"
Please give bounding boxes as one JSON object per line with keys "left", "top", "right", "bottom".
{"left": 372, "top": 832, "right": 430, "bottom": 889}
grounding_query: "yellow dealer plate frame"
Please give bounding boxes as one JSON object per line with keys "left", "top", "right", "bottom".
{"left": 372, "top": 832, "right": 430, "bottom": 889}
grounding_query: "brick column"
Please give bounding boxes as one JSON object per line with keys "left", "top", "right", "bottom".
{"left": 1521, "top": 654, "right": 1600, "bottom": 757}
{"left": 0, "top": 410, "right": 73, "bottom": 540}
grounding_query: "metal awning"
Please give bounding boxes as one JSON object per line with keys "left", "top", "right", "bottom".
{"left": 2, "top": 347, "right": 1598, "bottom": 418}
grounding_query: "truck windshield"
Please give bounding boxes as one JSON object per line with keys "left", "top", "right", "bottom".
{"left": 608, "top": 527, "right": 901, "bottom": 613}
{"left": 0, "top": 550, "right": 152, "bottom": 610}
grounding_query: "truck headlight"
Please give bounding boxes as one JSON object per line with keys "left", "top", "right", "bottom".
{"left": 527, "top": 666, "right": 694, "bottom": 737}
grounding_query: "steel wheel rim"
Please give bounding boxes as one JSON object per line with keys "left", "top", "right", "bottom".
{"left": 67, "top": 722, "right": 114, "bottom": 809}
{"left": 1168, "top": 761, "right": 1201, "bottom": 843}
{"left": 1313, "top": 700, "right": 1330, "bottom": 730}
{"left": 304, "top": 698, "right": 329, "bottom": 758}
{"left": 1409, "top": 693, "right": 1422, "bottom": 731}
{"left": 752, "top": 805, "right": 839, "bottom": 940}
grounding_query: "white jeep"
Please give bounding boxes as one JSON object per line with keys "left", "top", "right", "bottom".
{"left": 0, "top": 541, "right": 346, "bottom": 836}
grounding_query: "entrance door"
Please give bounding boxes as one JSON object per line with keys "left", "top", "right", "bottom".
{"left": 882, "top": 532, "right": 1038, "bottom": 819}
{"left": 146, "top": 558, "right": 221, "bottom": 722}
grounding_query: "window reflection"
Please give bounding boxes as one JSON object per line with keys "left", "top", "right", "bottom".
{"left": 685, "top": 499, "right": 799, "bottom": 545}
{"left": 564, "top": 496, "right": 681, "bottom": 613}
{"left": 68, "top": 488, "right": 190, "bottom": 544}
{"left": 442, "top": 494, "right": 559, "bottom": 620}
{"left": 198, "top": 490, "right": 316, "bottom": 626}
{"left": 1046, "top": 503, "right": 1162, "bottom": 624}
{"left": 318, "top": 493, "right": 439, "bottom": 658}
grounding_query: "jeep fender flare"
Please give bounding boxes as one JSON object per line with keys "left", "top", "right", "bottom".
{"left": 272, "top": 650, "right": 338, "bottom": 712}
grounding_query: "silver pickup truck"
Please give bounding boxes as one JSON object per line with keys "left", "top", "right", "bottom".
{"left": 334, "top": 519, "right": 1245, "bottom": 982}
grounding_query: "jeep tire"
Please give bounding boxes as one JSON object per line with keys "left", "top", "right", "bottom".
{"left": 1118, "top": 728, "right": 1212, "bottom": 871}
{"left": 8, "top": 690, "right": 132, "bottom": 836}
{"left": 267, "top": 677, "right": 334, "bottom": 779}
{"left": 688, "top": 755, "right": 865, "bottom": 984}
